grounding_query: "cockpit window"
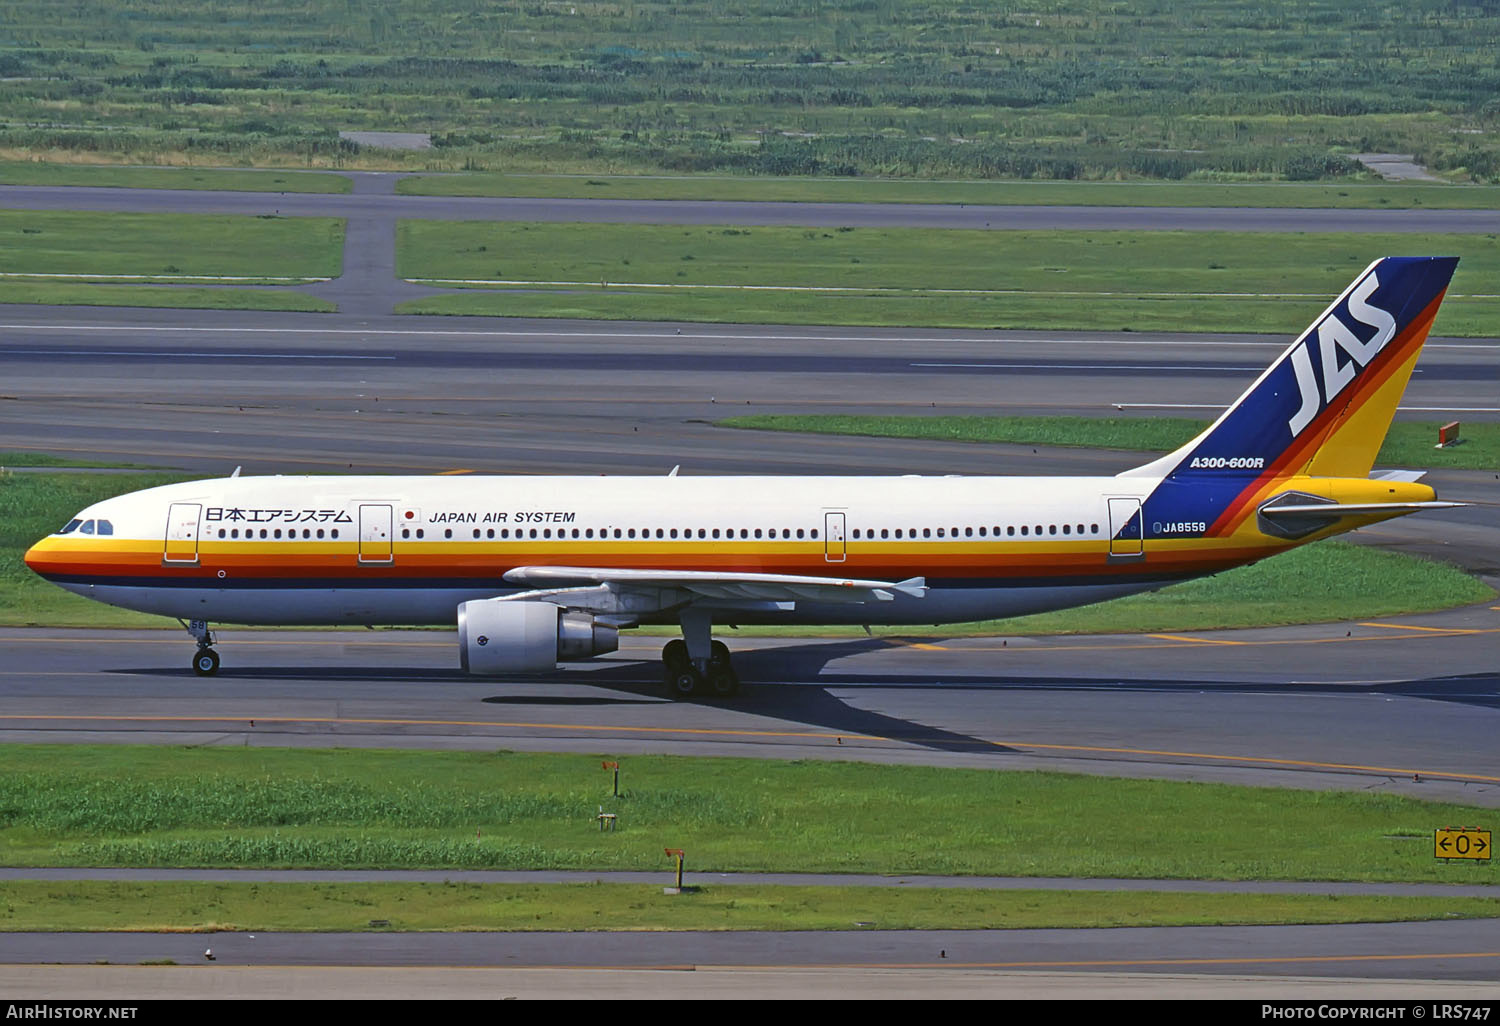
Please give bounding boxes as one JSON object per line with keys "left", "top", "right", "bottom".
{"left": 79, "top": 520, "right": 95, "bottom": 535}
{"left": 58, "top": 519, "right": 82, "bottom": 535}
{"left": 96, "top": 520, "right": 113, "bottom": 536}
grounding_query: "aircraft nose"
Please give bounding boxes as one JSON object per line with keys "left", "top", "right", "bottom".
{"left": 23, "top": 536, "right": 57, "bottom": 577}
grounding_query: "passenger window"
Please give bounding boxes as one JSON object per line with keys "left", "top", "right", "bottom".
{"left": 473, "top": 529, "right": 481, "bottom": 539}
{"left": 416, "top": 529, "right": 424, "bottom": 539}
{"left": 880, "top": 529, "right": 889, "bottom": 539}
{"left": 317, "top": 529, "right": 325, "bottom": 539}
{"left": 444, "top": 529, "right": 452, "bottom": 539}
{"left": 1020, "top": 526, "right": 1028, "bottom": 536}
{"left": 1062, "top": 524, "right": 1071, "bottom": 535}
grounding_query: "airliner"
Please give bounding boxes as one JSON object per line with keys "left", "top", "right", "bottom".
{"left": 25, "top": 256, "right": 1462, "bottom": 698}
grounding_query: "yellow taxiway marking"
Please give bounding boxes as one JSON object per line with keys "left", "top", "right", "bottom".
{"left": 993, "top": 739, "right": 1500, "bottom": 784}
{"left": 436, "top": 468, "right": 474, "bottom": 475}
{"left": 0, "top": 712, "right": 882, "bottom": 745}
{"left": 1360, "top": 621, "right": 1483, "bottom": 634}
{"left": 835, "top": 951, "right": 1500, "bottom": 971}
{"left": 0, "top": 712, "right": 1493, "bottom": 784}
{"left": 1147, "top": 634, "right": 1244, "bottom": 645}
{"left": 882, "top": 639, "right": 949, "bottom": 651}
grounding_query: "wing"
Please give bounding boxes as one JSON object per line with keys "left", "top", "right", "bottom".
{"left": 502, "top": 565, "right": 928, "bottom": 606}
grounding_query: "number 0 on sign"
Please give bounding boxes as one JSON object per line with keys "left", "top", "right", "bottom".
{"left": 1434, "top": 828, "right": 1490, "bottom": 860}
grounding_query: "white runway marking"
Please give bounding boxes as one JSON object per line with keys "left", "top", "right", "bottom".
{"left": 3, "top": 349, "right": 396, "bottom": 360}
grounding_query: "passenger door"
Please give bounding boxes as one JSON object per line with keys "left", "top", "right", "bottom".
{"left": 162, "top": 503, "right": 202, "bottom": 565}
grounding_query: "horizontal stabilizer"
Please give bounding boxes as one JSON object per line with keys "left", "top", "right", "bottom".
{"left": 1369, "top": 470, "right": 1428, "bottom": 483}
{"left": 1259, "top": 500, "right": 1464, "bottom": 518}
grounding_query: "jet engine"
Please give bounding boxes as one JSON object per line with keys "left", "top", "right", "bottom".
{"left": 457, "top": 598, "right": 618, "bottom": 674}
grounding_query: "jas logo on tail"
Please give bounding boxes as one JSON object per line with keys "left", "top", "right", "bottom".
{"left": 1286, "top": 271, "right": 1396, "bottom": 437}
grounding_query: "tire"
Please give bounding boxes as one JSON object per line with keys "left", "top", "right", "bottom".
{"left": 662, "top": 639, "right": 690, "bottom": 672}
{"left": 707, "top": 665, "right": 739, "bottom": 698}
{"left": 192, "top": 649, "right": 220, "bottom": 677}
{"left": 668, "top": 669, "right": 701, "bottom": 700}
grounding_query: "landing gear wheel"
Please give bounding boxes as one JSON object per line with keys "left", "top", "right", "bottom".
{"left": 662, "top": 640, "right": 699, "bottom": 698}
{"left": 706, "top": 665, "right": 739, "bottom": 698}
{"left": 192, "top": 648, "right": 220, "bottom": 677}
{"left": 668, "top": 668, "right": 702, "bottom": 699}
{"left": 662, "top": 639, "right": 689, "bottom": 672}
{"left": 707, "top": 641, "right": 739, "bottom": 697}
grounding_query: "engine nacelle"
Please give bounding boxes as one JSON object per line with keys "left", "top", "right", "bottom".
{"left": 457, "top": 599, "right": 618, "bottom": 674}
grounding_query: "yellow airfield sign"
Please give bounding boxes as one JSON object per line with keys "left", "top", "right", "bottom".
{"left": 1434, "top": 828, "right": 1491, "bottom": 861}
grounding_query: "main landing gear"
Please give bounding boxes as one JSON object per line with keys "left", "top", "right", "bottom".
{"left": 181, "top": 619, "right": 220, "bottom": 677}
{"left": 661, "top": 609, "right": 738, "bottom": 699}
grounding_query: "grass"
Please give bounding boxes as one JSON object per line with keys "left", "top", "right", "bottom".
{"left": 0, "top": 2, "right": 1496, "bottom": 183}
{"left": 0, "top": 209, "right": 341, "bottom": 310}
{"left": 0, "top": 746, "right": 1495, "bottom": 884}
{"left": 0, "top": 880, "right": 1493, "bottom": 933}
{"left": 0, "top": 161, "right": 352, "bottom": 193}
{"left": 0, "top": 283, "right": 336, "bottom": 312}
{"left": 0, "top": 210, "right": 343, "bottom": 280}
{"left": 0, "top": 455, "right": 168, "bottom": 469}
{"left": 395, "top": 223, "right": 1500, "bottom": 336}
{"left": 400, "top": 174, "right": 1500, "bottom": 210}
{"left": 2, "top": 470, "right": 1489, "bottom": 631}
{"left": 717, "top": 416, "right": 1500, "bottom": 473}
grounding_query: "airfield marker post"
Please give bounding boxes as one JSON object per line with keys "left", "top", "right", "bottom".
{"left": 603, "top": 760, "right": 619, "bottom": 797}
{"left": 664, "top": 848, "right": 685, "bottom": 894}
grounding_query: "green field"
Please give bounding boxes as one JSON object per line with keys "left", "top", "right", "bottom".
{"left": 1, "top": 746, "right": 1494, "bottom": 885}
{"left": 2, "top": 470, "right": 1489, "bottom": 631}
{"left": 400, "top": 174, "right": 1500, "bottom": 209}
{"left": 0, "top": 210, "right": 341, "bottom": 309}
{"left": 0, "top": 210, "right": 342, "bottom": 280}
{"left": 718, "top": 416, "right": 1500, "bottom": 473}
{"left": 395, "top": 223, "right": 1500, "bottom": 335}
{"left": 0, "top": 2, "right": 1495, "bottom": 183}
{"left": 0, "top": 161, "right": 352, "bottom": 193}
{"left": 1, "top": 880, "right": 1493, "bottom": 934}
{"left": 0, "top": 282, "right": 336, "bottom": 312}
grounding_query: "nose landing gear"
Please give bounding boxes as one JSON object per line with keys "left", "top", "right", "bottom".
{"left": 181, "top": 619, "right": 220, "bottom": 677}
